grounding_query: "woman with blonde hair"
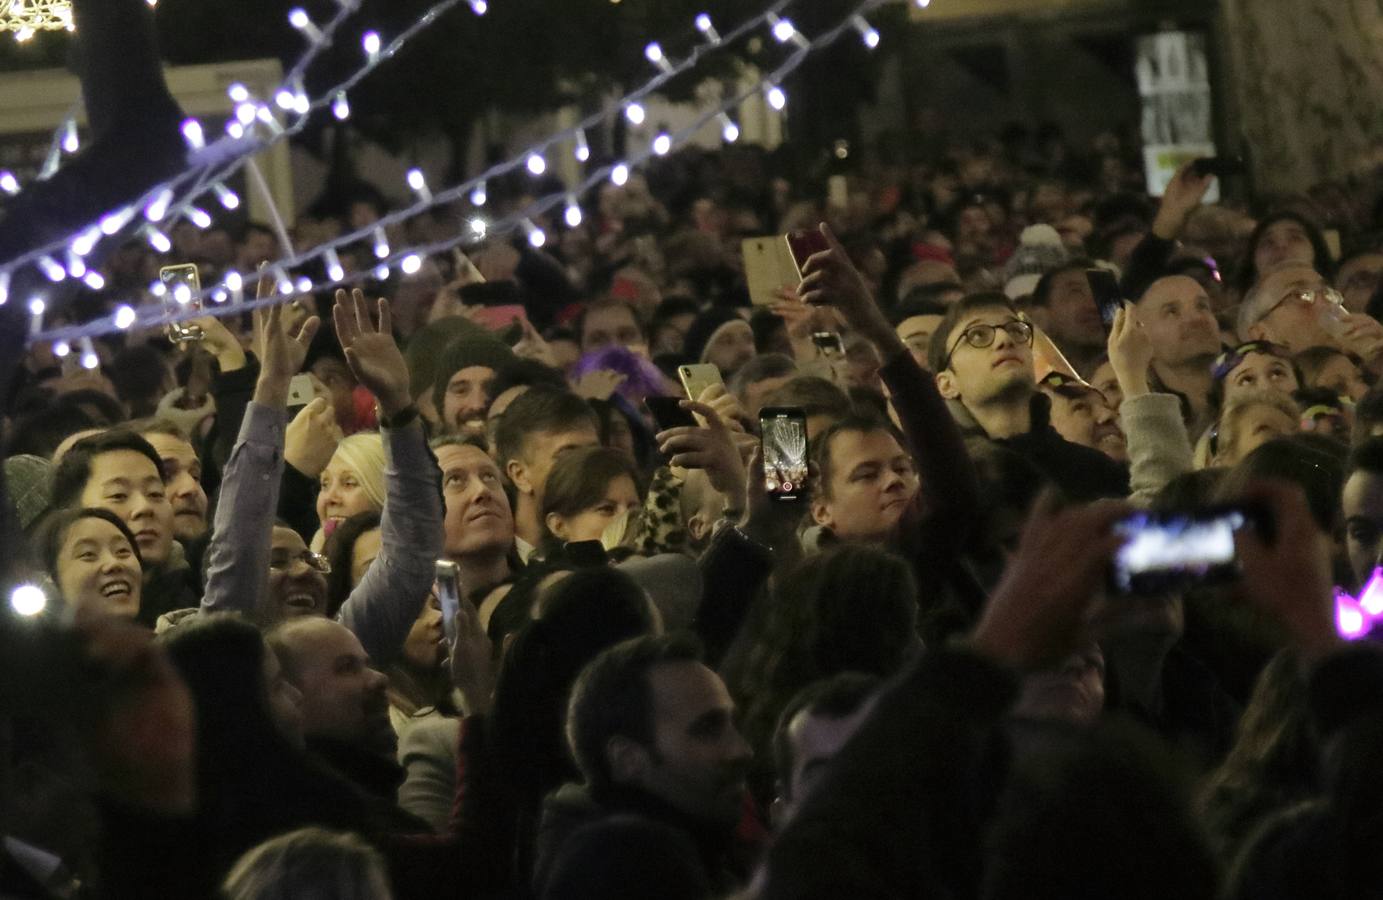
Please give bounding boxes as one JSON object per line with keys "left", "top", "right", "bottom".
{"left": 315, "top": 432, "right": 387, "bottom": 547}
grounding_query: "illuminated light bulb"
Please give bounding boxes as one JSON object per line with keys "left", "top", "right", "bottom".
{"left": 695, "top": 13, "right": 721, "bottom": 43}
{"left": 468, "top": 218, "right": 487, "bottom": 238}
{"left": 228, "top": 82, "right": 250, "bottom": 103}
{"left": 406, "top": 168, "right": 432, "bottom": 201}
{"left": 145, "top": 188, "right": 174, "bottom": 222}
{"left": 256, "top": 106, "right": 284, "bottom": 135}
{"left": 766, "top": 85, "right": 787, "bottom": 111}
{"left": 770, "top": 16, "right": 795, "bottom": 42}
{"left": 28, "top": 296, "right": 45, "bottom": 317}
{"left": 275, "top": 88, "right": 296, "bottom": 110}
{"left": 146, "top": 226, "right": 172, "bottom": 253}
{"left": 644, "top": 42, "right": 673, "bottom": 74}
{"left": 325, "top": 249, "right": 344, "bottom": 283}
{"left": 333, "top": 91, "right": 350, "bottom": 121}
{"left": 373, "top": 264, "right": 391, "bottom": 281}
{"left": 914, "top": 0, "right": 930, "bottom": 6}
{"left": 564, "top": 198, "right": 583, "bottom": 228}
{"left": 224, "top": 270, "right": 243, "bottom": 292}
{"left": 0, "top": 171, "right": 18, "bottom": 194}
{"left": 235, "top": 102, "right": 258, "bottom": 125}
{"left": 575, "top": 130, "right": 590, "bottom": 162}
{"left": 61, "top": 119, "right": 78, "bottom": 154}
{"left": 0, "top": 271, "right": 8, "bottom": 305}
{"left": 83, "top": 271, "right": 106, "bottom": 292}
{"left": 187, "top": 206, "right": 213, "bottom": 229}
{"left": 9, "top": 584, "right": 45, "bottom": 617}
{"left": 79, "top": 338, "right": 98, "bottom": 370}
{"left": 400, "top": 254, "right": 423, "bottom": 275}
{"left": 373, "top": 227, "right": 390, "bottom": 259}
{"left": 67, "top": 256, "right": 85, "bottom": 278}
{"left": 181, "top": 118, "right": 205, "bottom": 149}
{"left": 214, "top": 183, "right": 240, "bottom": 210}
{"left": 362, "top": 31, "right": 381, "bottom": 59}
{"left": 72, "top": 226, "right": 101, "bottom": 257}
{"left": 212, "top": 288, "right": 228, "bottom": 303}
{"left": 53, "top": 340, "right": 70, "bottom": 357}
{"left": 38, "top": 256, "right": 65, "bottom": 282}
{"left": 151, "top": 281, "right": 167, "bottom": 298}
{"left": 296, "top": 276, "right": 313, "bottom": 293}
{"left": 522, "top": 219, "right": 545, "bottom": 248}
{"left": 468, "top": 0, "right": 486, "bottom": 13}
{"left": 470, "top": 181, "right": 487, "bottom": 206}
{"left": 719, "top": 114, "right": 740, "bottom": 143}
{"left": 226, "top": 120, "right": 245, "bottom": 139}
{"left": 625, "top": 102, "right": 646, "bottom": 126}
{"left": 652, "top": 133, "right": 673, "bottom": 156}
{"left": 526, "top": 153, "right": 546, "bottom": 176}
{"left": 852, "top": 16, "right": 880, "bottom": 48}
{"left": 275, "top": 270, "right": 295, "bottom": 295}
{"left": 173, "top": 282, "right": 193, "bottom": 305}
{"left": 611, "top": 163, "right": 630, "bottom": 186}
{"left": 292, "top": 92, "right": 310, "bottom": 116}
{"left": 114, "top": 304, "right": 136, "bottom": 329}
{"left": 287, "top": 7, "right": 324, "bottom": 42}
{"left": 100, "top": 207, "right": 135, "bottom": 235}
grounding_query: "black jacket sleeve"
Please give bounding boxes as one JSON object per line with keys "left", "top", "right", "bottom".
{"left": 694, "top": 525, "right": 777, "bottom": 669}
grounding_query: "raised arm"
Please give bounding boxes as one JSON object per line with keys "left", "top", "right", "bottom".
{"left": 331, "top": 289, "right": 445, "bottom": 665}
{"left": 201, "top": 282, "right": 320, "bottom": 618}
{"left": 799, "top": 224, "right": 980, "bottom": 542}
{"left": 1108, "top": 304, "right": 1192, "bottom": 505}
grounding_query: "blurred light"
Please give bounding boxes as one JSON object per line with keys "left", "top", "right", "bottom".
{"left": 53, "top": 340, "right": 70, "bottom": 357}
{"left": 564, "top": 198, "right": 583, "bottom": 228}
{"left": 470, "top": 181, "right": 487, "bottom": 206}
{"left": 326, "top": 249, "right": 345, "bottom": 283}
{"left": 719, "top": 115, "right": 740, "bottom": 143}
{"left": 333, "top": 92, "right": 350, "bottom": 121}
{"left": 228, "top": 82, "right": 250, "bottom": 103}
{"left": 767, "top": 85, "right": 787, "bottom": 110}
{"left": 146, "top": 226, "right": 172, "bottom": 253}
{"left": 373, "top": 264, "right": 391, "bottom": 281}
{"left": 9, "top": 584, "right": 45, "bottom": 617}
{"left": 0, "top": 171, "right": 18, "bottom": 194}
{"left": 235, "top": 102, "right": 258, "bottom": 125}
{"left": 611, "top": 163, "right": 630, "bottom": 186}
{"left": 145, "top": 188, "right": 173, "bottom": 222}
{"left": 373, "top": 227, "right": 390, "bottom": 259}
{"left": 181, "top": 119, "right": 205, "bottom": 149}
{"left": 526, "top": 153, "right": 546, "bottom": 176}
{"left": 114, "top": 304, "right": 136, "bottom": 329}
{"left": 363, "top": 31, "right": 382, "bottom": 58}
{"left": 226, "top": 121, "right": 245, "bottom": 139}
{"left": 224, "top": 271, "right": 243, "bottom": 292}
{"left": 625, "top": 102, "right": 646, "bottom": 126}
{"left": 468, "top": 217, "right": 487, "bottom": 238}
{"left": 652, "top": 133, "right": 672, "bottom": 156}
{"left": 187, "top": 206, "right": 213, "bottom": 229}
{"left": 400, "top": 254, "right": 423, "bottom": 275}
{"left": 522, "top": 219, "right": 545, "bottom": 248}
{"left": 28, "top": 296, "right": 45, "bottom": 316}
{"left": 100, "top": 207, "right": 136, "bottom": 235}
{"left": 38, "top": 257, "right": 65, "bottom": 282}
{"left": 275, "top": 88, "right": 296, "bottom": 110}
{"left": 214, "top": 183, "right": 240, "bottom": 210}
{"left": 79, "top": 338, "right": 98, "bottom": 370}
{"left": 296, "top": 276, "right": 314, "bottom": 293}
{"left": 695, "top": 13, "right": 721, "bottom": 42}
{"left": 852, "top": 16, "right": 880, "bottom": 48}
{"left": 772, "top": 18, "right": 795, "bottom": 42}
{"left": 469, "top": 0, "right": 487, "bottom": 13}
{"left": 61, "top": 119, "right": 78, "bottom": 153}
{"left": 574, "top": 130, "right": 590, "bottom": 162}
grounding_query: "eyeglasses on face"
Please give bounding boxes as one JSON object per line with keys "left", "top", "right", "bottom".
{"left": 943, "top": 319, "right": 1033, "bottom": 368}
{"left": 269, "top": 549, "right": 332, "bottom": 574}
{"left": 1269, "top": 285, "right": 1345, "bottom": 317}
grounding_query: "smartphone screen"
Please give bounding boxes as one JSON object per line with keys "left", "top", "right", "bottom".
{"left": 1110, "top": 507, "right": 1253, "bottom": 595}
{"left": 784, "top": 228, "right": 831, "bottom": 279}
{"left": 648, "top": 396, "right": 698, "bottom": 431}
{"left": 759, "top": 406, "right": 809, "bottom": 502}
{"left": 435, "top": 560, "right": 461, "bottom": 645}
{"left": 678, "top": 363, "right": 723, "bottom": 403}
{"left": 1085, "top": 268, "right": 1123, "bottom": 331}
{"left": 811, "top": 331, "right": 845, "bottom": 356}
{"left": 159, "top": 264, "right": 204, "bottom": 343}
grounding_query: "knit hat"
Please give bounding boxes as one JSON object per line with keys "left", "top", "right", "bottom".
{"left": 430, "top": 330, "right": 521, "bottom": 416}
{"left": 681, "top": 307, "right": 744, "bottom": 365}
{"left": 403, "top": 315, "right": 493, "bottom": 400}
{"left": 1003, "top": 224, "right": 1069, "bottom": 299}
{"left": 5, "top": 454, "right": 53, "bottom": 531}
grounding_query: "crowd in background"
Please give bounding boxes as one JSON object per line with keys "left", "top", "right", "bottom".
{"left": 7, "top": 67, "right": 1383, "bottom": 900}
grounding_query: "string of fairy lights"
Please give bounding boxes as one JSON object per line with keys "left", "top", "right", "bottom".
{"left": 16, "top": 0, "right": 927, "bottom": 351}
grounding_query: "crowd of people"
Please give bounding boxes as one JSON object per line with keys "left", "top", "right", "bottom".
{"left": 6, "top": 37, "right": 1383, "bottom": 897}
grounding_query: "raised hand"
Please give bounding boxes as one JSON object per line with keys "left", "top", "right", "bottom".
{"left": 657, "top": 400, "right": 748, "bottom": 500}
{"left": 187, "top": 312, "right": 247, "bottom": 373}
{"left": 253, "top": 272, "right": 320, "bottom": 407}
{"left": 333, "top": 288, "right": 412, "bottom": 417}
{"left": 448, "top": 590, "right": 496, "bottom": 716}
{"left": 971, "top": 491, "right": 1131, "bottom": 670}
{"left": 573, "top": 368, "right": 628, "bottom": 401}
{"left": 1107, "top": 303, "right": 1153, "bottom": 399}
{"left": 1151, "top": 160, "right": 1216, "bottom": 240}
{"left": 285, "top": 396, "right": 344, "bottom": 478}
{"left": 799, "top": 223, "right": 899, "bottom": 354}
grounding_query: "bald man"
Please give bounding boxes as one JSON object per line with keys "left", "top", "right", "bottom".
{"left": 1133, "top": 274, "right": 1222, "bottom": 430}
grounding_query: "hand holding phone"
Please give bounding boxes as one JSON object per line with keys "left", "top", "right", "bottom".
{"left": 785, "top": 227, "right": 831, "bottom": 279}
{"left": 678, "top": 363, "right": 723, "bottom": 403}
{"left": 160, "top": 264, "right": 205, "bottom": 344}
{"left": 1109, "top": 506, "right": 1262, "bottom": 596}
{"left": 1085, "top": 268, "right": 1124, "bottom": 331}
{"left": 648, "top": 395, "right": 699, "bottom": 431}
{"left": 436, "top": 560, "right": 461, "bottom": 645}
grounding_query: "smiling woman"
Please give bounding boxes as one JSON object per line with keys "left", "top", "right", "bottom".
{"left": 316, "top": 433, "right": 387, "bottom": 544}
{"left": 33, "top": 506, "right": 144, "bottom": 618}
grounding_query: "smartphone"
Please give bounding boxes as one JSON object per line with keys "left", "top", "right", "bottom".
{"left": 784, "top": 227, "right": 831, "bottom": 279}
{"left": 759, "top": 406, "right": 809, "bottom": 502}
{"left": 648, "top": 395, "right": 698, "bottom": 431}
{"left": 564, "top": 540, "right": 608, "bottom": 568}
{"left": 1109, "top": 506, "right": 1261, "bottom": 596}
{"left": 678, "top": 363, "right": 723, "bottom": 403}
{"left": 159, "top": 264, "right": 204, "bottom": 343}
{"left": 1190, "top": 156, "right": 1245, "bottom": 179}
{"left": 811, "top": 331, "right": 845, "bottom": 356}
{"left": 286, "top": 373, "right": 316, "bottom": 417}
{"left": 1085, "top": 268, "right": 1123, "bottom": 330}
{"left": 435, "top": 560, "right": 461, "bottom": 645}
{"left": 741, "top": 236, "right": 800, "bottom": 306}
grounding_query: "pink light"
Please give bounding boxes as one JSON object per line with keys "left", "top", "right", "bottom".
{"left": 1359, "top": 568, "right": 1383, "bottom": 616}
{"left": 1334, "top": 570, "right": 1383, "bottom": 640}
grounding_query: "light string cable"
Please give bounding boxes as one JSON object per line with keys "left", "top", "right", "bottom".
{"left": 10, "top": 0, "right": 799, "bottom": 327}
{"left": 29, "top": 0, "right": 891, "bottom": 345}
{"left": 0, "top": 0, "right": 476, "bottom": 281}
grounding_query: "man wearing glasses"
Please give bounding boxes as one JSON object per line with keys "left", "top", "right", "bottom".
{"left": 1239, "top": 264, "right": 1383, "bottom": 366}
{"left": 928, "top": 292, "right": 1128, "bottom": 501}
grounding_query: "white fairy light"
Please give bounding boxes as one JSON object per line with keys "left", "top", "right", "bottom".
{"left": 574, "top": 129, "right": 590, "bottom": 162}
{"left": 79, "top": 337, "right": 98, "bottom": 370}
{"left": 521, "top": 219, "right": 545, "bottom": 248}
{"left": 611, "top": 163, "right": 630, "bottom": 186}
{"left": 652, "top": 133, "right": 672, "bottom": 156}
{"left": 145, "top": 226, "right": 172, "bottom": 253}
{"left": 228, "top": 82, "right": 250, "bottom": 103}
{"left": 406, "top": 168, "right": 432, "bottom": 202}
{"left": 373, "top": 264, "right": 390, "bottom": 281}
{"left": 181, "top": 119, "right": 205, "bottom": 150}
{"left": 287, "top": 7, "right": 325, "bottom": 43}
{"left": 114, "top": 304, "right": 137, "bottom": 329}
{"left": 0, "top": 171, "right": 18, "bottom": 194}
{"left": 400, "top": 253, "right": 423, "bottom": 275}
{"left": 526, "top": 153, "right": 546, "bottom": 176}
{"left": 296, "top": 276, "right": 313, "bottom": 293}
{"left": 644, "top": 42, "right": 674, "bottom": 74}
{"left": 373, "top": 227, "right": 390, "bottom": 259}
{"left": 325, "top": 248, "right": 345, "bottom": 283}
{"left": 718, "top": 113, "right": 739, "bottom": 143}
{"left": 9, "top": 584, "right": 45, "bottom": 617}
{"left": 61, "top": 119, "right": 78, "bottom": 153}
{"left": 186, "top": 206, "right": 213, "bottom": 229}
{"left": 53, "top": 340, "right": 70, "bottom": 357}
{"left": 766, "top": 85, "right": 787, "bottom": 111}
{"left": 333, "top": 91, "right": 350, "bottom": 120}
{"left": 468, "top": 217, "right": 487, "bottom": 239}
{"left": 470, "top": 181, "right": 487, "bottom": 207}
{"left": 468, "top": 0, "right": 486, "bottom": 13}
{"left": 362, "top": 30, "right": 381, "bottom": 60}
{"left": 564, "top": 197, "right": 583, "bottom": 228}
{"left": 852, "top": 16, "right": 879, "bottom": 48}
{"left": 625, "top": 102, "right": 646, "bottom": 126}
{"left": 695, "top": 12, "right": 721, "bottom": 43}
{"left": 38, "top": 256, "right": 65, "bottom": 282}
{"left": 213, "top": 183, "right": 241, "bottom": 210}
{"left": 145, "top": 188, "right": 174, "bottom": 222}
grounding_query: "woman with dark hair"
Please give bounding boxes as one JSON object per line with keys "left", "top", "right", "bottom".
{"left": 1236, "top": 211, "right": 1335, "bottom": 295}
{"left": 539, "top": 446, "right": 642, "bottom": 555}
{"left": 455, "top": 567, "right": 659, "bottom": 893}
{"left": 730, "top": 544, "right": 922, "bottom": 797}
{"left": 323, "top": 510, "right": 384, "bottom": 618}
{"left": 32, "top": 507, "right": 143, "bottom": 619}
{"left": 159, "top": 615, "right": 418, "bottom": 880}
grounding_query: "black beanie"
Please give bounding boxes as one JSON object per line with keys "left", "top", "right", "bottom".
{"left": 681, "top": 307, "right": 744, "bottom": 365}
{"left": 431, "top": 331, "right": 521, "bottom": 414}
